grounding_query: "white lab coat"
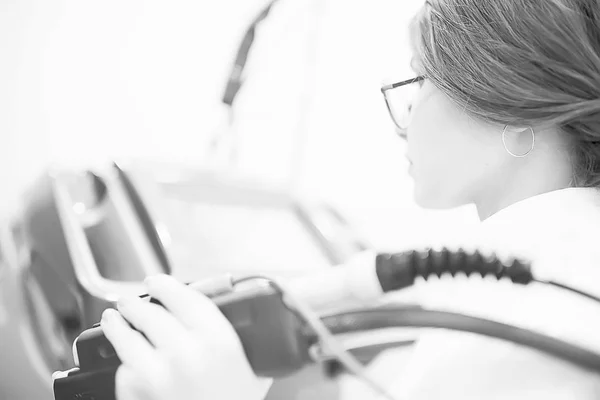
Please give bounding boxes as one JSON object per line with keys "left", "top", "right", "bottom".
{"left": 347, "top": 188, "right": 600, "bottom": 399}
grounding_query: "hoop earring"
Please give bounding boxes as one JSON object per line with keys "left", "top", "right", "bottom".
{"left": 502, "top": 125, "right": 535, "bottom": 158}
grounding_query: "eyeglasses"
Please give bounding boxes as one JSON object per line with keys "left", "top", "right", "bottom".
{"left": 380, "top": 76, "right": 424, "bottom": 131}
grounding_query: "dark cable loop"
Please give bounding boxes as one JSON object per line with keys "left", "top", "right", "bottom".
{"left": 315, "top": 307, "right": 600, "bottom": 373}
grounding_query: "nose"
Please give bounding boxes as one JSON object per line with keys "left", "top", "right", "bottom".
{"left": 395, "top": 127, "right": 408, "bottom": 140}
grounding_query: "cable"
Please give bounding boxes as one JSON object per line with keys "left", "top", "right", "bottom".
{"left": 230, "top": 249, "right": 600, "bottom": 386}
{"left": 233, "top": 275, "right": 397, "bottom": 400}
{"left": 315, "top": 307, "right": 600, "bottom": 373}
{"left": 221, "top": 0, "right": 280, "bottom": 110}
{"left": 375, "top": 248, "right": 600, "bottom": 306}
{"left": 535, "top": 279, "right": 600, "bottom": 304}
{"left": 208, "top": 0, "right": 281, "bottom": 164}
{"left": 376, "top": 248, "right": 533, "bottom": 292}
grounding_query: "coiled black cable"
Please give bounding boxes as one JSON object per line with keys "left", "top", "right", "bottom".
{"left": 375, "top": 248, "right": 600, "bottom": 307}
{"left": 315, "top": 307, "right": 600, "bottom": 373}
{"left": 376, "top": 248, "right": 534, "bottom": 292}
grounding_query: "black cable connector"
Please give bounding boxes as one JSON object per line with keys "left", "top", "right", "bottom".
{"left": 375, "top": 248, "right": 533, "bottom": 293}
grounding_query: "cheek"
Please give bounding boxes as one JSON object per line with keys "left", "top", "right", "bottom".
{"left": 406, "top": 92, "right": 496, "bottom": 206}
{"left": 408, "top": 101, "right": 463, "bottom": 177}
{"left": 411, "top": 132, "right": 469, "bottom": 192}
{"left": 408, "top": 128, "right": 480, "bottom": 207}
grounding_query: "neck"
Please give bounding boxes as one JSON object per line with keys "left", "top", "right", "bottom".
{"left": 474, "top": 154, "right": 574, "bottom": 221}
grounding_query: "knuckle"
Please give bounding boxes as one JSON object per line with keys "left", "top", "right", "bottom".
{"left": 194, "top": 292, "right": 221, "bottom": 312}
{"left": 150, "top": 303, "right": 173, "bottom": 323}
{"left": 147, "top": 274, "right": 179, "bottom": 295}
{"left": 214, "top": 328, "right": 242, "bottom": 349}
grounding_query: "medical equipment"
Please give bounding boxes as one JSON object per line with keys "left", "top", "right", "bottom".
{"left": 0, "top": 161, "right": 367, "bottom": 400}
{"left": 52, "top": 247, "right": 600, "bottom": 400}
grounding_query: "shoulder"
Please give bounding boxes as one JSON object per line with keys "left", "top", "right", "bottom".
{"left": 377, "top": 189, "right": 600, "bottom": 399}
{"left": 392, "top": 188, "right": 600, "bottom": 398}
{"left": 394, "top": 237, "right": 600, "bottom": 399}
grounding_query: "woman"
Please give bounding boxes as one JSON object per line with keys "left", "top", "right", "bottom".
{"left": 101, "top": 0, "right": 600, "bottom": 398}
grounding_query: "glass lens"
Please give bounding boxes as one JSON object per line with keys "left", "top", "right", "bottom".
{"left": 384, "top": 80, "right": 421, "bottom": 129}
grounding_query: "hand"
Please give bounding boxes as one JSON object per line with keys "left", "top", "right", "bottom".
{"left": 100, "top": 274, "right": 272, "bottom": 400}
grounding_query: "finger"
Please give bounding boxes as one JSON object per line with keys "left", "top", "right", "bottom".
{"left": 115, "top": 365, "right": 152, "bottom": 400}
{"left": 145, "top": 275, "right": 227, "bottom": 330}
{"left": 101, "top": 308, "right": 161, "bottom": 373}
{"left": 117, "top": 295, "right": 192, "bottom": 350}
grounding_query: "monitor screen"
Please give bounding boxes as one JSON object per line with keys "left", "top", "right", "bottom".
{"left": 163, "top": 199, "right": 332, "bottom": 282}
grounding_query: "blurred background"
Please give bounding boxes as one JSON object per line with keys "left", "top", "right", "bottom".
{"left": 0, "top": 0, "right": 478, "bottom": 245}
{"left": 0, "top": 0, "right": 480, "bottom": 399}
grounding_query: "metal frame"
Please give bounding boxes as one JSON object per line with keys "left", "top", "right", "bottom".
{"left": 380, "top": 76, "right": 424, "bottom": 131}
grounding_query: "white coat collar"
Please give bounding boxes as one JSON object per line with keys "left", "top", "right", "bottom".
{"left": 482, "top": 187, "right": 600, "bottom": 230}
{"left": 475, "top": 187, "right": 600, "bottom": 277}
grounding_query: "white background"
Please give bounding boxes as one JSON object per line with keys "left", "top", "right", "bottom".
{"left": 0, "top": 0, "right": 478, "bottom": 251}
